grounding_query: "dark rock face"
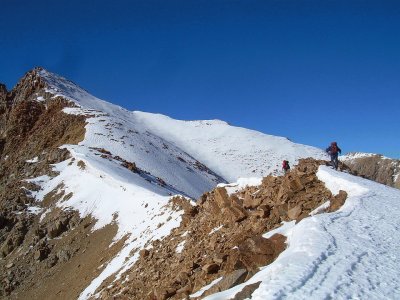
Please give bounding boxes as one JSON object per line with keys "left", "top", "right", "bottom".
{"left": 342, "top": 153, "right": 400, "bottom": 189}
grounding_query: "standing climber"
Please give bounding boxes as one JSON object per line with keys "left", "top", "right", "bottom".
{"left": 326, "top": 142, "right": 342, "bottom": 170}
{"left": 282, "top": 160, "right": 290, "bottom": 174}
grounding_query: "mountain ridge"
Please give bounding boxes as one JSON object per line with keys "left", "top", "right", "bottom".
{"left": 1, "top": 68, "right": 399, "bottom": 300}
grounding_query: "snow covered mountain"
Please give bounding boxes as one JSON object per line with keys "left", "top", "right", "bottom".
{"left": 1, "top": 68, "right": 399, "bottom": 300}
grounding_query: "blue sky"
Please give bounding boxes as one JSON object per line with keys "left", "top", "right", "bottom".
{"left": 1, "top": 0, "right": 399, "bottom": 158}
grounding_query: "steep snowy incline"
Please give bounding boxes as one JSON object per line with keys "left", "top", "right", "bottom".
{"left": 204, "top": 167, "right": 400, "bottom": 299}
{"left": 134, "top": 112, "right": 327, "bottom": 182}
{"left": 38, "top": 68, "right": 327, "bottom": 186}
{"left": 38, "top": 68, "right": 225, "bottom": 199}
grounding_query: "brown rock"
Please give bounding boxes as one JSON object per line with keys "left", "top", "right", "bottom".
{"left": 154, "top": 287, "right": 176, "bottom": 300}
{"left": 202, "top": 269, "right": 248, "bottom": 296}
{"left": 239, "top": 236, "right": 274, "bottom": 256}
{"left": 176, "top": 283, "right": 192, "bottom": 296}
{"left": 214, "top": 187, "right": 230, "bottom": 208}
{"left": 122, "top": 161, "right": 138, "bottom": 172}
{"left": 327, "top": 190, "right": 348, "bottom": 212}
{"left": 268, "top": 233, "right": 287, "bottom": 256}
{"left": 230, "top": 282, "right": 262, "bottom": 300}
{"left": 288, "top": 176, "right": 304, "bottom": 191}
{"left": 222, "top": 206, "right": 247, "bottom": 223}
{"left": 243, "top": 192, "right": 262, "bottom": 209}
{"left": 213, "top": 253, "right": 227, "bottom": 264}
{"left": 139, "top": 249, "right": 150, "bottom": 259}
{"left": 174, "top": 271, "right": 190, "bottom": 284}
{"left": 288, "top": 205, "right": 302, "bottom": 220}
{"left": 202, "top": 263, "right": 220, "bottom": 274}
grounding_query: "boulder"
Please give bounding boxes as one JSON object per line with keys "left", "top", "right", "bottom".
{"left": 46, "top": 148, "right": 71, "bottom": 164}
{"left": 139, "top": 248, "right": 150, "bottom": 259}
{"left": 239, "top": 236, "right": 274, "bottom": 256}
{"left": 250, "top": 204, "right": 271, "bottom": 218}
{"left": 230, "top": 282, "right": 262, "bottom": 300}
{"left": 268, "top": 233, "right": 287, "bottom": 256}
{"left": 327, "top": 190, "right": 348, "bottom": 212}
{"left": 288, "top": 176, "right": 304, "bottom": 191}
{"left": 202, "top": 263, "right": 220, "bottom": 274}
{"left": 214, "top": 187, "right": 230, "bottom": 208}
{"left": 243, "top": 192, "right": 262, "bottom": 209}
{"left": 237, "top": 235, "right": 278, "bottom": 270}
{"left": 221, "top": 206, "right": 247, "bottom": 223}
{"left": 288, "top": 205, "right": 302, "bottom": 220}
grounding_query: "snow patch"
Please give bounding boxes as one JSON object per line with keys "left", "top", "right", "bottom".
{"left": 176, "top": 240, "right": 186, "bottom": 254}
{"left": 26, "top": 156, "right": 39, "bottom": 163}
{"left": 27, "top": 206, "right": 42, "bottom": 215}
{"left": 218, "top": 177, "right": 263, "bottom": 195}
{"left": 209, "top": 225, "right": 223, "bottom": 235}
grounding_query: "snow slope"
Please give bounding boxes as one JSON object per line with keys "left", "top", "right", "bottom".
{"left": 29, "top": 69, "right": 331, "bottom": 298}
{"left": 134, "top": 112, "right": 327, "bottom": 181}
{"left": 204, "top": 166, "right": 400, "bottom": 299}
{"left": 39, "top": 68, "right": 327, "bottom": 187}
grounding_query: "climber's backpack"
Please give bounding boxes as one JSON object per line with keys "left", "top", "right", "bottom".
{"left": 331, "top": 143, "right": 338, "bottom": 154}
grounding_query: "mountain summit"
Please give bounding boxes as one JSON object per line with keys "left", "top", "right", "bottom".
{"left": 1, "top": 69, "right": 399, "bottom": 299}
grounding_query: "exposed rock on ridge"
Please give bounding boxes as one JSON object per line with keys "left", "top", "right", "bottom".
{"left": 341, "top": 153, "right": 400, "bottom": 189}
{"left": 0, "top": 68, "right": 112, "bottom": 299}
{"left": 98, "top": 158, "right": 348, "bottom": 300}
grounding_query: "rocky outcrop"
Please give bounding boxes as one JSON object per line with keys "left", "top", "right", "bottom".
{"left": 3, "top": 67, "right": 46, "bottom": 107}
{"left": 100, "top": 158, "right": 348, "bottom": 300}
{"left": 342, "top": 153, "right": 400, "bottom": 189}
{"left": 0, "top": 69, "right": 94, "bottom": 298}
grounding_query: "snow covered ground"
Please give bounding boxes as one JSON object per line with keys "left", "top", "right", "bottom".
{"left": 204, "top": 166, "right": 400, "bottom": 299}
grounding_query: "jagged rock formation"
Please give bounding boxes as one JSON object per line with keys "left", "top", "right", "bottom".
{"left": 99, "top": 158, "right": 347, "bottom": 300}
{"left": 341, "top": 153, "right": 400, "bottom": 189}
